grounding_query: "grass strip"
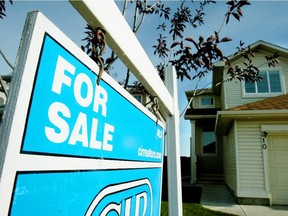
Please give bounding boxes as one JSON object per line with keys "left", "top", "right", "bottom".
{"left": 161, "top": 202, "right": 238, "bottom": 216}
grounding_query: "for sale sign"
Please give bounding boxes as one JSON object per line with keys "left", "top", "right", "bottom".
{"left": 23, "top": 34, "right": 163, "bottom": 162}
{"left": 0, "top": 11, "right": 164, "bottom": 215}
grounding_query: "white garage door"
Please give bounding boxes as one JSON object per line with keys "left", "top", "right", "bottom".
{"left": 268, "top": 135, "right": 288, "bottom": 205}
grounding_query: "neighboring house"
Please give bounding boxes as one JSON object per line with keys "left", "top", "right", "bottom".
{"left": 184, "top": 40, "right": 288, "bottom": 206}
{"left": 123, "top": 84, "right": 166, "bottom": 124}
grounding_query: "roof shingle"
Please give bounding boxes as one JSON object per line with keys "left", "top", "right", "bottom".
{"left": 228, "top": 94, "right": 288, "bottom": 111}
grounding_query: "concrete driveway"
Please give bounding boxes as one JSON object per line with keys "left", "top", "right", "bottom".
{"left": 199, "top": 183, "right": 288, "bottom": 216}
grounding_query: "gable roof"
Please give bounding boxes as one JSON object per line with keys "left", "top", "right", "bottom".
{"left": 228, "top": 94, "right": 288, "bottom": 111}
{"left": 215, "top": 94, "right": 288, "bottom": 135}
{"left": 215, "top": 40, "right": 288, "bottom": 67}
{"left": 212, "top": 40, "right": 288, "bottom": 93}
{"left": 185, "top": 41, "right": 288, "bottom": 95}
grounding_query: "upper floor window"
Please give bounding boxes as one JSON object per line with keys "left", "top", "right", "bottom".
{"left": 244, "top": 70, "right": 283, "bottom": 96}
{"left": 200, "top": 96, "right": 214, "bottom": 108}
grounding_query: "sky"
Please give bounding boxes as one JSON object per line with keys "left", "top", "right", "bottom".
{"left": 1, "top": 0, "right": 288, "bottom": 156}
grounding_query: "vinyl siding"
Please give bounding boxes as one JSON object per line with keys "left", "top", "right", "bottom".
{"left": 223, "top": 124, "right": 237, "bottom": 192}
{"left": 223, "top": 49, "right": 288, "bottom": 109}
{"left": 223, "top": 72, "right": 242, "bottom": 109}
{"left": 236, "top": 121, "right": 266, "bottom": 193}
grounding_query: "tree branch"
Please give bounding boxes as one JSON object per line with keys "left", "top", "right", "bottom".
{"left": 0, "top": 48, "right": 14, "bottom": 70}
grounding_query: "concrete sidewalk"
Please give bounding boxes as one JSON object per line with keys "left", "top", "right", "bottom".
{"left": 199, "top": 183, "right": 288, "bottom": 216}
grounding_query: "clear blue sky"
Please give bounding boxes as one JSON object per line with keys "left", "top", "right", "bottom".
{"left": 1, "top": 1, "right": 288, "bottom": 156}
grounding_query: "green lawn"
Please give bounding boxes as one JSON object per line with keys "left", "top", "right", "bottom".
{"left": 161, "top": 202, "right": 237, "bottom": 216}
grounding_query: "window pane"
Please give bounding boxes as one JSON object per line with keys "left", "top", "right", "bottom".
{"left": 245, "top": 81, "right": 256, "bottom": 93}
{"left": 203, "top": 131, "right": 216, "bottom": 154}
{"left": 244, "top": 70, "right": 282, "bottom": 95}
{"left": 258, "top": 72, "right": 269, "bottom": 93}
{"left": 201, "top": 97, "right": 213, "bottom": 106}
{"left": 133, "top": 95, "right": 142, "bottom": 103}
{"left": 269, "top": 71, "right": 282, "bottom": 92}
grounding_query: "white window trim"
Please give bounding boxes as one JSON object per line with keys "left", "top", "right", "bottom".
{"left": 199, "top": 95, "right": 215, "bottom": 108}
{"left": 242, "top": 68, "right": 285, "bottom": 98}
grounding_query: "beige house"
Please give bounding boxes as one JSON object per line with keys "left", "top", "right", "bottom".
{"left": 185, "top": 40, "right": 288, "bottom": 205}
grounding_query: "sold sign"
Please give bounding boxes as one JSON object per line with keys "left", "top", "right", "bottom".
{"left": 0, "top": 12, "right": 164, "bottom": 216}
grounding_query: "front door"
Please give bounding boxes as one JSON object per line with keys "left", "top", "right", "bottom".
{"left": 197, "top": 128, "right": 223, "bottom": 182}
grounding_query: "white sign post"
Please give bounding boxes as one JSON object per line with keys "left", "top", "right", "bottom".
{"left": 69, "top": 1, "right": 183, "bottom": 215}
{"left": 165, "top": 67, "right": 183, "bottom": 216}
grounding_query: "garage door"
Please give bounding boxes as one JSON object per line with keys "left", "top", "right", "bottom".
{"left": 268, "top": 135, "right": 288, "bottom": 205}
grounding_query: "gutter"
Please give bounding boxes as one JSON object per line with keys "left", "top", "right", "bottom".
{"left": 215, "top": 109, "right": 288, "bottom": 135}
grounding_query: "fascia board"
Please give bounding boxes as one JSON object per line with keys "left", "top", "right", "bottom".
{"left": 215, "top": 109, "right": 288, "bottom": 134}
{"left": 218, "top": 109, "right": 288, "bottom": 117}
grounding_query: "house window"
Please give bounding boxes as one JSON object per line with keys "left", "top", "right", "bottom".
{"left": 133, "top": 94, "right": 143, "bottom": 104}
{"left": 244, "top": 70, "right": 283, "bottom": 95}
{"left": 202, "top": 129, "right": 216, "bottom": 155}
{"left": 200, "top": 96, "right": 214, "bottom": 108}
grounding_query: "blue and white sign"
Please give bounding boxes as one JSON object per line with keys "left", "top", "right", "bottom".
{"left": 11, "top": 169, "right": 162, "bottom": 215}
{"left": 0, "top": 11, "right": 164, "bottom": 215}
{"left": 22, "top": 33, "right": 163, "bottom": 163}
